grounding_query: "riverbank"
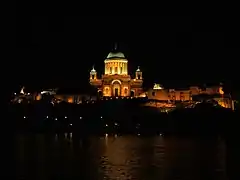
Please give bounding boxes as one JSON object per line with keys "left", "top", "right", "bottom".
{"left": 8, "top": 100, "right": 236, "bottom": 137}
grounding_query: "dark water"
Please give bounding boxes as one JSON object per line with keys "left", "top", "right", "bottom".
{"left": 14, "top": 134, "right": 227, "bottom": 180}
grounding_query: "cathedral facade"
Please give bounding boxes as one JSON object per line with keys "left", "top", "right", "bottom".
{"left": 89, "top": 50, "right": 143, "bottom": 97}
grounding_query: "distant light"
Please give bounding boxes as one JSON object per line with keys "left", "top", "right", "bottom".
{"left": 55, "top": 118, "right": 57, "bottom": 121}
{"left": 114, "top": 134, "right": 117, "bottom": 138}
{"left": 106, "top": 124, "right": 108, "bottom": 127}
{"left": 105, "top": 133, "right": 108, "bottom": 137}
{"left": 80, "top": 116, "right": 82, "bottom": 119}
{"left": 100, "top": 116, "right": 103, "bottom": 119}
{"left": 160, "top": 133, "right": 162, "bottom": 136}
{"left": 137, "top": 133, "right": 140, "bottom": 136}
{"left": 46, "top": 116, "right": 48, "bottom": 118}
{"left": 136, "top": 124, "right": 140, "bottom": 128}
{"left": 114, "top": 123, "right": 118, "bottom": 126}
{"left": 153, "top": 83, "right": 163, "bottom": 90}
{"left": 20, "top": 87, "right": 24, "bottom": 94}
{"left": 65, "top": 116, "right": 67, "bottom": 118}
{"left": 24, "top": 116, "right": 26, "bottom": 119}
{"left": 219, "top": 87, "right": 224, "bottom": 95}
{"left": 70, "top": 124, "right": 72, "bottom": 126}
{"left": 14, "top": 93, "right": 16, "bottom": 95}
{"left": 27, "top": 93, "right": 30, "bottom": 95}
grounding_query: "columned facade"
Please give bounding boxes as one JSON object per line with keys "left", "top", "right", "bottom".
{"left": 90, "top": 50, "right": 143, "bottom": 97}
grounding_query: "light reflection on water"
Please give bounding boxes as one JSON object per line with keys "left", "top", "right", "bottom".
{"left": 15, "top": 134, "right": 227, "bottom": 180}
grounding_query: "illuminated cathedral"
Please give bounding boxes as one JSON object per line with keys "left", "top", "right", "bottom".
{"left": 89, "top": 47, "right": 143, "bottom": 97}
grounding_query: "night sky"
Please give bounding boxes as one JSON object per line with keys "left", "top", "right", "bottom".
{"left": 14, "top": 16, "right": 239, "bottom": 92}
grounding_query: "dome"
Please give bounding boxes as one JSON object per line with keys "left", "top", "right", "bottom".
{"left": 153, "top": 83, "right": 163, "bottom": 90}
{"left": 107, "top": 52, "right": 125, "bottom": 59}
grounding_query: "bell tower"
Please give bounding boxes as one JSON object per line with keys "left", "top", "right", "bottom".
{"left": 135, "top": 66, "right": 142, "bottom": 80}
{"left": 90, "top": 66, "right": 97, "bottom": 80}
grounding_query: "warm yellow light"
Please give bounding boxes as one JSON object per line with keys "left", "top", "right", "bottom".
{"left": 104, "top": 59, "right": 128, "bottom": 75}
{"left": 104, "top": 59, "right": 128, "bottom": 63}
{"left": 219, "top": 87, "right": 224, "bottom": 95}
{"left": 153, "top": 83, "right": 163, "bottom": 90}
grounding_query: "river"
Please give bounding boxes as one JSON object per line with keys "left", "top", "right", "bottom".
{"left": 12, "top": 134, "right": 230, "bottom": 180}
{"left": 14, "top": 134, "right": 228, "bottom": 180}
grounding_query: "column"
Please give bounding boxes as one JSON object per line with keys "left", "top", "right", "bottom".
{"left": 110, "top": 63, "right": 112, "bottom": 74}
{"left": 105, "top": 63, "right": 107, "bottom": 74}
{"left": 125, "top": 63, "right": 127, "bottom": 74}
{"left": 111, "top": 62, "right": 113, "bottom": 74}
{"left": 122, "top": 63, "right": 124, "bottom": 74}
{"left": 117, "top": 62, "right": 118, "bottom": 74}
{"left": 120, "top": 62, "right": 122, "bottom": 74}
{"left": 106, "top": 63, "right": 108, "bottom": 74}
{"left": 118, "top": 62, "right": 120, "bottom": 74}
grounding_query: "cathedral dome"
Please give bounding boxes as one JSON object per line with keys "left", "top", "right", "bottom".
{"left": 106, "top": 52, "right": 125, "bottom": 59}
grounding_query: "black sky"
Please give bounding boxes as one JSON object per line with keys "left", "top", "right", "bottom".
{"left": 14, "top": 16, "right": 239, "bottom": 91}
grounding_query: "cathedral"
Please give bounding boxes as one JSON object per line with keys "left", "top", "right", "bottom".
{"left": 89, "top": 48, "right": 143, "bottom": 97}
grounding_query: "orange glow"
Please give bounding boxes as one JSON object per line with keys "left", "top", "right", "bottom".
{"left": 104, "top": 60, "right": 128, "bottom": 75}
{"left": 219, "top": 87, "right": 224, "bottom": 95}
{"left": 67, "top": 97, "right": 73, "bottom": 103}
{"left": 36, "top": 95, "right": 41, "bottom": 100}
{"left": 218, "top": 101, "right": 227, "bottom": 108}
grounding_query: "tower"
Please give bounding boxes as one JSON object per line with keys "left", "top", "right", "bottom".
{"left": 90, "top": 66, "right": 97, "bottom": 80}
{"left": 135, "top": 66, "right": 142, "bottom": 80}
{"left": 89, "top": 65, "right": 102, "bottom": 92}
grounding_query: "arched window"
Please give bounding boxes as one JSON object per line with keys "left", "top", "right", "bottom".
{"left": 91, "top": 75, "right": 94, "bottom": 79}
{"left": 137, "top": 74, "right": 141, "bottom": 79}
{"left": 180, "top": 92, "right": 184, "bottom": 101}
{"left": 110, "top": 67, "right": 112, "bottom": 74}
{"left": 130, "top": 91, "right": 134, "bottom": 97}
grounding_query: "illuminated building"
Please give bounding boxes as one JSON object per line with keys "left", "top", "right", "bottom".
{"left": 89, "top": 48, "right": 143, "bottom": 97}
{"left": 147, "top": 83, "right": 234, "bottom": 110}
